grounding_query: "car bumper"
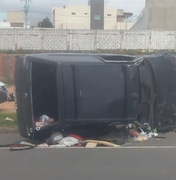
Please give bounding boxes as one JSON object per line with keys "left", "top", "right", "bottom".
{"left": 0, "top": 91, "right": 8, "bottom": 104}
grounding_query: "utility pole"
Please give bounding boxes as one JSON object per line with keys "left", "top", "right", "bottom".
{"left": 21, "top": 0, "right": 31, "bottom": 29}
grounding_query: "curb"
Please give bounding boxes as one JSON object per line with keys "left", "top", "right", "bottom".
{"left": 1, "top": 146, "right": 176, "bottom": 150}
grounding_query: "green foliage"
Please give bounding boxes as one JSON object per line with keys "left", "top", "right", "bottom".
{"left": 38, "top": 17, "right": 53, "bottom": 28}
{"left": 0, "top": 112, "right": 17, "bottom": 128}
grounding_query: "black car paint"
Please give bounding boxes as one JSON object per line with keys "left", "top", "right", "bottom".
{"left": 14, "top": 53, "right": 174, "bottom": 138}
{"left": 147, "top": 53, "right": 176, "bottom": 128}
{"left": 0, "top": 83, "right": 8, "bottom": 104}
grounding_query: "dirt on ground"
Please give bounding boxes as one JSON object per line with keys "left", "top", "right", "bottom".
{"left": 0, "top": 86, "right": 15, "bottom": 113}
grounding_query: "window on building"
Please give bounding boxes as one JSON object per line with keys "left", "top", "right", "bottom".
{"left": 84, "top": 13, "right": 88, "bottom": 15}
{"left": 94, "top": 15, "right": 100, "bottom": 20}
{"left": 71, "top": 12, "right": 76, "bottom": 15}
{"left": 107, "top": 14, "right": 111, "bottom": 16}
{"left": 10, "top": 22, "right": 24, "bottom": 27}
{"left": 53, "top": 9, "right": 55, "bottom": 25}
{"left": 117, "top": 16, "right": 124, "bottom": 22}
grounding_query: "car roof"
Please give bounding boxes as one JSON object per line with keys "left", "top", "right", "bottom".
{"left": 25, "top": 53, "right": 137, "bottom": 64}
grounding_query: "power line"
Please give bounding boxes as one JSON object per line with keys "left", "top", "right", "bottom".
{"left": 29, "top": 10, "right": 139, "bottom": 19}
{"left": 5, "top": 10, "right": 23, "bottom": 12}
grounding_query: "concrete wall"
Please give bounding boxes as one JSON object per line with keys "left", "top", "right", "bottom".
{"left": 0, "top": 29, "right": 176, "bottom": 51}
{"left": 0, "top": 22, "right": 11, "bottom": 28}
{"left": 148, "top": 0, "right": 176, "bottom": 30}
{"left": 131, "top": 9, "right": 149, "bottom": 30}
{"left": 131, "top": 0, "right": 176, "bottom": 30}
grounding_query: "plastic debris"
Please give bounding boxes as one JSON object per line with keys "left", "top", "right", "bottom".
{"left": 85, "top": 142, "right": 97, "bottom": 148}
{"left": 129, "top": 129, "right": 139, "bottom": 137}
{"left": 148, "top": 132, "right": 158, "bottom": 138}
{"left": 35, "top": 114, "right": 55, "bottom": 131}
{"left": 127, "top": 121, "right": 159, "bottom": 142}
{"left": 9, "top": 142, "right": 35, "bottom": 151}
{"left": 38, "top": 143, "right": 49, "bottom": 147}
{"left": 44, "top": 133, "right": 82, "bottom": 148}
{"left": 7, "top": 93, "right": 15, "bottom": 102}
{"left": 20, "top": 141, "right": 36, "bottom": 147}
{"left": 83, "top": 140, "right": 120, "bottom": 147}
{"left": 49, "top": 136, "right": 80, "bottom": 148}
{"left": 5, "top": 117, "right": 14, "bottom": 122}
{"left": 133, "top": 134, "right": 149, "bottom": 142}
{"left": 46, "top": 132, "right": 63, "bottom": 145}
{"left": 40, "top": 115, "right": 54, "bottom": 125}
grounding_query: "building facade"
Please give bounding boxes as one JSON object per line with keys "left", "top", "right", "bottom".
{"left": 52, "top": 3, "right": 134, "bottom": 30}
{"left": 89, "top": 0, "right": 104, "bottom": 29}
{"left": 131, "top": 0, "right": 176, "bottom": 30}
{"left": 6, "top": 11, "right": 24, "bottom": 23}
{"left": 5, "top": 11, "right": 25, "bottom": 28}
{"left": 0, "top": 11, "right": 30, "bottom": 28}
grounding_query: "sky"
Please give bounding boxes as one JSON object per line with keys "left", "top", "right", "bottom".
{"left": 0, "top": 0, "right": 145, "bottom": 25}
{"left": 0, "top": 11, "right": 5, "bottom": 21}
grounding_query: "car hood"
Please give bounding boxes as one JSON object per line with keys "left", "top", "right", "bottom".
{"left": 0, "top": 81, "right": 5, "bottom": 87}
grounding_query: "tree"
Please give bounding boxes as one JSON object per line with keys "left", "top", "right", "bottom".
{"left": 38, "top": 17, "right": 53, "bottom": 28}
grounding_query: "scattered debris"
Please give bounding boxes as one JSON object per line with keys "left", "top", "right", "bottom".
{"left": 4, "top": 121, "right": 166, "bottom": 151}
{"left": 9, "top": 120, "right": 163, "bottom": 151}
{"left": 20, "top": 141, "right": 35, "bottom": 147}
{"left": 85, "top": 142, "right": 97, "bottom": 148}
{"left": 5, "top": 117, "right": 14, "bottom": 122}
{"left": 7, "top": 93, "right": 15, "bottom": 102}
{"left": 133, "top": 134, "right": 149, "bottom": 142}
{"left": 38, "top": 143, "right": 49, "bottom": 148}
{"left": 148, "top": 131, "right": 158, "bottom": 138}
{"left": 126, "top": 121, "right": 159, "bottom": 142}
{"left": 9, "top": 142, "right": 36, "bottom": 151}
{"left": 128, "top": 129, "right": 139, "bottom": 137}
{"left": 35, "top": 114, "right": 55, "bottom": 131}
{"left": 45, "top": 134, "right": 82, "bottom": 148}
{"left": 46, "top": 132, "right": 63, "bottom": 145}
{"left": 3, "top": 118, "right": 167, "bottom": 151}
{"left": 49, "top": 137, "right": 79, "bottom": 148}
{"left": 83, "top": 140, "right": 120, "bottom": 147}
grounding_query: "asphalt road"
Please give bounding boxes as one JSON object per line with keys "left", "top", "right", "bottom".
{"left": 0, "top": 133, "right": 176, "bottom": 180}
{"left": 0, "top": 148, "right": 176, "bottom": 180}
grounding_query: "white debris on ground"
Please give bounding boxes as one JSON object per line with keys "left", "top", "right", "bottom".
{"left": 5, "top": 117, "right": 14, "bottom": 122}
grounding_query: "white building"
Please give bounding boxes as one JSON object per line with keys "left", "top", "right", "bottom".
{"left": 0, "top": 11, "right": 31, "bottom": 29}
{"left": 0, "top": 21, "right": 30, "bottom": 29}
{"left": 52, "top": 5, "right": 134, "bottom": 30}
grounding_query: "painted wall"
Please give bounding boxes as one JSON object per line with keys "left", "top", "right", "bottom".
{"left": 131, "top": 0, "right": 176, "bottom": 30}
{"left": 52, "top": 5, "right": 133, "bottom": 30}
{"left": 6, "top": 11, "right": 24, "bottom": 23}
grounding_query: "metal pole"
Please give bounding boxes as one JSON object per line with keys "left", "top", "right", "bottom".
{"left": 24, "top": 0, "right": 27, "bottom": 29}
{"left": 21, "top": 0, "right": 31, "bottom": 29}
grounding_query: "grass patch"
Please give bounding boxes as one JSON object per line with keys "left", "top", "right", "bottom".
{"left": 1, "top": 76, "right": 14, "bottom": 86}
{"left": 0, "top": 112, "right": 17, "bottom": 129}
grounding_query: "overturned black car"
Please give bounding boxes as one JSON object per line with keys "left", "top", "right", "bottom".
{"left": 14, "top": 52, "right": 176, "bottom": 138}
